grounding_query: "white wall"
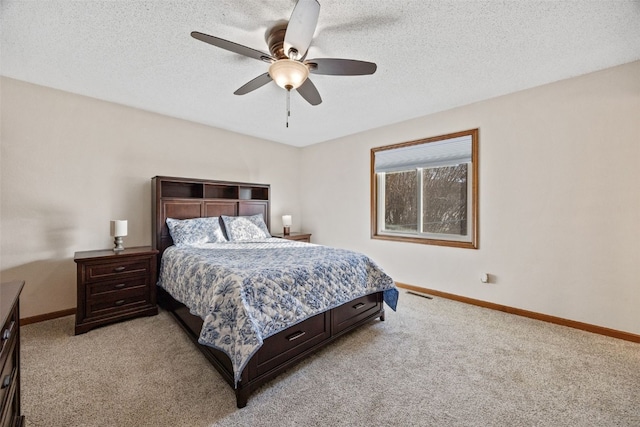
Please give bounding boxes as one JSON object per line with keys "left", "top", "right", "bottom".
{"left": 0, "top": 77, "right": 301, "bottom": 318}
{"left": 3, "top": 61, "right": 639, "bottom": 335}
{"left": 299, "top": 61, "right": 640, "bottom": 335}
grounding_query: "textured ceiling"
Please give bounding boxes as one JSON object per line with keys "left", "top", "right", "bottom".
{"left": 2, "top": 1, "right": 640, "bottom": 147}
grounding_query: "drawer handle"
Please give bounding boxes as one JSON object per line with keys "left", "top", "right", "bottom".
{"left": 114, "top": 300, "right": 126, "bottom": 306}
{"left": 1, "top": 373, "right": 11, "bottom": 389}
{"left": 2, "top": 321, "right": 15, "bottom": 340}
{"left": 114, "top": 283, "right": 126, "bottom": 289}
{"left": 286, "top": 331, "right": 306, "bottom": 341}
{"left": 353, "top": 302, "right": 366, "bottom": 310}
{"left": 113, "top": 266, "right": 126, "bottom": 272}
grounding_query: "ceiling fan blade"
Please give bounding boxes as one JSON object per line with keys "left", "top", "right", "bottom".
{"left": 283, "top": 0, "right": 320, "bottom": 59}
{"left": 306, "top": 58, "right": 377, "bottom": 76}
{"left": 191, "top": 31, "right": 274, "bottom": 62}
{"left": 296, "top": 78, "right": 322, "bottom": 106}
{"left": 234, "top": 73, "right": 273, "bottom": 95}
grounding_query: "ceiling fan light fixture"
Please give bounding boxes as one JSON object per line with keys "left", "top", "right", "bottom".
{"left": 268, "top": 59, "right": 309, "bottom": 90}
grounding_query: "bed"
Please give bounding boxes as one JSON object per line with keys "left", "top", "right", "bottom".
{"left": 152, "top": 176, "right": 398, "bottom": 408}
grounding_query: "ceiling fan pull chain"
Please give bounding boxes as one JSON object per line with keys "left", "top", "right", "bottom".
{"left": 286, "top": 86, "right": 291, "bottom": 128}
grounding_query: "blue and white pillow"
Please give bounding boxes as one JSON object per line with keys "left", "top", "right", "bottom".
{"left": 221, "top": 214, "right": 271, "bottom": 242}
{"left": 166, "top": 217, "right": 227, "bottom": 247}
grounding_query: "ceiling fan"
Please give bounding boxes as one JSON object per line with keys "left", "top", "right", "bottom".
{"left": 191, "top": 0, "right": 377, "bottom": 125}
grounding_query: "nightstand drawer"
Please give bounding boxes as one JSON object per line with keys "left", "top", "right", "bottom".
{"left": 84, "top": 259, "right": 151, "bottom": 282}
{"left": 86, "top": 287, "right": 150, "bottom": 318}
{"left": 88, "top": 276, "right": 149, "bottom": 297}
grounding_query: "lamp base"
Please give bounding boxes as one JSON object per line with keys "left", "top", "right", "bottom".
{"left": 283, "top": 226, "right": 290, "bottom": 236}
{"left": 113, "top": 236, "right": 125, "bottom": 252}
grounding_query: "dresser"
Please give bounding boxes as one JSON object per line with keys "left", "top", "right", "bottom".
{"left": 0, "top": 281, "right": 24, "bottom": 427}
{"left": 74, "top": 246, "right": 158, "bottom": 335}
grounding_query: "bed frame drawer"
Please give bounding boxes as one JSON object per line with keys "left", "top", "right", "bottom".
{"left": 252, "top": 311, "right": 330, "bottom": 377}
{"left": 332, "top": 293, "right": 383, "bottom": 335}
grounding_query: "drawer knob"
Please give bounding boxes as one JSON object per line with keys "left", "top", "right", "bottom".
{"left": 1, "top": 373, "right": 11, "bottom": 389}
{"left": 353, "top": 302, "right": 366, "bottom": 310}
{"left": 114, "top": 283, "right": 126, "bottom": 289}
{"left": 2, "top": 321, "right": 15, "bottom": 340}
{"left": 286, "top": 331, "right": 306, "bottom": 341}
{"left": 113, "top": 266, "right": 126, "bottom": 272}
{"left": 114, "top": 300, "right": 126, "bottom": 306}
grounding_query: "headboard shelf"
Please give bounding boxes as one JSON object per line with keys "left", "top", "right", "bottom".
{"left": 152, "top": 176, "right": 271, "bottom": 257}
{"left": 205, "top": 184, "right": 239, "bottom": 199}
{"left": 239, "top": 186, "right": 269, "bottom": 200}
{"left": 161, "top": 180, "right": 204, "bottom": 198}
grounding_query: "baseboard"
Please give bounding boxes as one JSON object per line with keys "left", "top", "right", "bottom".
{"left": 396, "top": 282, "right": 640, "bottom": 344}
{"left": 21, "top": 308, "right": 76, "bottom": 326}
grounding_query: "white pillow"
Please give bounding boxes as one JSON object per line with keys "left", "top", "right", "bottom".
{"left": 221, "top": 214, "right": 271, "bottom": 242}
{"left": 166, "top": 217, "right": 227, "bottom": 247}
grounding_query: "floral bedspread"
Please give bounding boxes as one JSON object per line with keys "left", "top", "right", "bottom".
{"left": 157, "top": 238, "right": 398, "bottom": 385}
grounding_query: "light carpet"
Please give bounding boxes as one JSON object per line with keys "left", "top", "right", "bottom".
{"left": 21, "top": 292, "right": 640, "bottom": 427}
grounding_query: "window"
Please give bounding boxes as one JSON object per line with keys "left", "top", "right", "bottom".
{"left": 371, "top": 129, "right": 478, "bottom": 248}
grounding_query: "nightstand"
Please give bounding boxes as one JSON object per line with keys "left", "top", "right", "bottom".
{"left": 272, "top": 232, "right": 312, "bottom": 243}
{"left": 74, "top": 246, "right": 158, "bottom": 335}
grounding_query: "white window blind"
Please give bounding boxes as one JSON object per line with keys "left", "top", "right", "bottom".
{"left": 374, "top": 135, "right": 472, "bottom": 173}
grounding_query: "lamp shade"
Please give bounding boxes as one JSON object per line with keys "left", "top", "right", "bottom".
{"left": 282, "top": 215, "right": 292, "bottom": 227}
{"left": 268, "top": 59, "right": 309, "bottom": 90}
{"left": 110, "top": 220, "right": 128, "bottom": 237}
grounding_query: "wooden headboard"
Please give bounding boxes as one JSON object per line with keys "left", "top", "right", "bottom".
{"left": 151, "top": 176, "right": 271, "bottom": 258}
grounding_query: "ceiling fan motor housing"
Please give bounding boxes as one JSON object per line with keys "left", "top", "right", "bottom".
{"left": 267, "top": 24, "right": 289, "bottom": 59}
